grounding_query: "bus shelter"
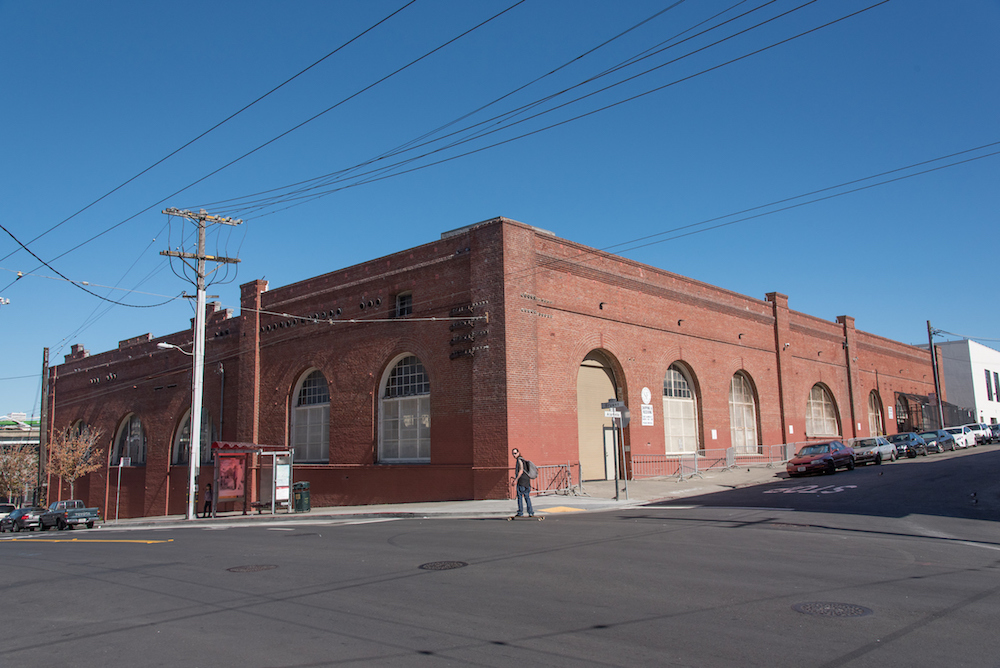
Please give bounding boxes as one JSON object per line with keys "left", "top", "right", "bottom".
{"left": 210, "top": 442, "right": 294, "bottom": 516}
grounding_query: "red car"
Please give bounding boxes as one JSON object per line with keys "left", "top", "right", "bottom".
{"left": 786, "top": 441, "right": 855, "bottom": 477}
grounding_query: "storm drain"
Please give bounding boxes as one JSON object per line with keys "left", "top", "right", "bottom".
{"left": 792, "top": 602, "right": 873, "bottom": 618}
{"left": 227, "top": 564, "right": 279, "bottom": 573}
{"left": 419, "top": 561, "right": 468, "bottom": 571}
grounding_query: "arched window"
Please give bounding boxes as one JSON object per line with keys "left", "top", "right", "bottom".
{"left": 379, "top": 355, "right": 430, "bottom": 463}
{"left": 806, "top": 385, "right": 840, "bottom": 437}
{"left": 172, "top": 410, "right": 215, "bottom": 465}
{"left": 663, "top": 364, "right": 699, "bottom": 454}
{"left": 868, "top": 391, "right": 885, "bottom": 436}
{"left": 729, "top": 373, "right": 759, "bottom": 454}
{"left": 113, "top": 414, "right": 146, "bottom": 465}
{"left": 291, "top": 369, "right": 330, "bottom": 462}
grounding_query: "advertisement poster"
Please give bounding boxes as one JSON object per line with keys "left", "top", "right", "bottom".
{"left": 218, "top": 455, "right": 246, "bottom": 501}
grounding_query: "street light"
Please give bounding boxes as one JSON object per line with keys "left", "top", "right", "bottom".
{"left": 157, "top": 340, "right": 201, "bottom": 520}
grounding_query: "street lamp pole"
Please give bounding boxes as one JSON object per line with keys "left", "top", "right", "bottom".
{"left": 161, "top": 209, "right": 241, "bottom": 520}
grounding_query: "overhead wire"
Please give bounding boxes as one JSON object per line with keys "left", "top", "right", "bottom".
{"left": 0, "top": 0, "right": 420, "bottom": 268}
{"left": 199, "top": 0, "right": 889, "bottom": 220}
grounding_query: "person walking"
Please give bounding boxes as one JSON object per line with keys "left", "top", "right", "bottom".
{"left": 511, "top": 448, "right": 534, "bottom": 517}
{"left": 201, "top": 483, "right": 213, "bottom": 519}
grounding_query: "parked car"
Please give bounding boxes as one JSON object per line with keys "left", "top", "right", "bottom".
{"left": 981, "top": 423, "right": 998, "bottom": 443}
{"left": 39, "top": 499, "right": 101, "bottom": 531}
{"left": 786, "top": 440, "right": 855, "bottom": 477}
{"left": 850, "top": 436, "right": 897, "bottom": 465}
{"left": 962, "top": 423, "right": 988, "bottom": 446}
{"left": 946, "top": 426, "right": 975, "bottom": 448}
{"left": 886, "top": 432, "right": 928, "bottom": 458}
{"left": 0, "top": 507, "right": 46, "bottom": 532}
{"left": 919, "top": 430, "right": 956, "bottom": 453}
{"left": 0, "top": 503, "right": 15, "bottom": 516}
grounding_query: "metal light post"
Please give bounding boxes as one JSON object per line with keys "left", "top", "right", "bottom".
{"left": 157, "top": 341, "right": 199, "bottom": 519}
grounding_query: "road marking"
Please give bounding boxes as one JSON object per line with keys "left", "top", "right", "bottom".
{"left": 763, "top": 484, "right": 857, "bottom": 494}
{"left": 539, "top": 506, "right": 585, "bottom": 513}
{"left": 2, "top": 537, "right": 173, "bottom": 544}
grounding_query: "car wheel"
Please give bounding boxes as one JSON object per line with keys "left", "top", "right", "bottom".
{"left": 847, "top": 457, "right": 855, "bottom": 471}
{"left": 827, "top": 461, "right": 837, "bottom": 475}
{"left": 57, "top": 519, "right": 67, "bottom": 531}
{"left": 875, "top": 454, "right": 882, "bottom": 465}
{"left": 40, "top": 523, "right": 48, "bottom": 532}
{"left": 13, "top": 524, "right": 20, "bottom": 533}
{"left": 85, "top": 522, "right": 94, "bottom": 529}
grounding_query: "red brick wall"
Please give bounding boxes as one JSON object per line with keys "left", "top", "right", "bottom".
{"left": 49, "top": 218, "right": 940, "bottom": 517}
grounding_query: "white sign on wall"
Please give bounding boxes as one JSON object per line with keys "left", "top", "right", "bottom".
{"left": 641, "top": 404, "right": 654, "bottom": 426}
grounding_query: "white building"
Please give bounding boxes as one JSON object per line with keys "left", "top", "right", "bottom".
{"left": 933, "top": 340, "right": 1000, "bottom": 425}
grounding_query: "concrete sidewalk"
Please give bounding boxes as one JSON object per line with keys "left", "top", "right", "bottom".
{"left": 98, "top": 465, "right": 786, "bottom": 530}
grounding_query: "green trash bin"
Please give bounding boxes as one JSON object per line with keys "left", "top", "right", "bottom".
{"left": 293, "top": 481, "right": 311, "bottom": 513}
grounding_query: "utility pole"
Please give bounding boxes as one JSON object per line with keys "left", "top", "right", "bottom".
{"left": 38, "top": 347, "right": 49, "bottom": 506}
{"left": 161, "top": 208, "right": 241, "bottom": 520}
{"left": 927, "top": 321, "right": 946, "bottom": 429}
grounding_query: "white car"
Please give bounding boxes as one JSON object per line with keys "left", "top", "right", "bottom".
{"left": 850, "top": 436, "right": 897, "bottom": 465}
{"left": 962, "top": 423, "right": 987, "bottom": 445}
{"left": 945, "top": 426, "right": 975, "bottom": 448}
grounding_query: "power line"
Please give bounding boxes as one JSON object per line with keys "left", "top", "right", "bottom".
{"left": 0, "top": 0, "right": 420, "bottom": 268}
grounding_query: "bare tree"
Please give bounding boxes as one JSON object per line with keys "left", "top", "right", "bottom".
{"left": 48, "top": 425, "right": 104, "bottom": 499}
{"left": 0, "top": 442, "right": 39, "bottom": 504}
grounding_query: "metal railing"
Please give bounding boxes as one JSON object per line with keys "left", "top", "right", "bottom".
{"left": 632, "top": 442, "right": 810, "bottom": 480}
{"left": 508, "top": 463, "right": 582, "bottom": 497}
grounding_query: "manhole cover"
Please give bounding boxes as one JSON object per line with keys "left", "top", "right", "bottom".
{"left": 792, "top": 602, "right": 872, "bottom": 617}
{"left": 227, "top": 564, "right": 278, "bottom": 573}
{"left": 419, "top": 561, "right": 468, "bottom": 571}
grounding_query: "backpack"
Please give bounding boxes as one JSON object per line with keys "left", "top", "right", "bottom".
{"left": 522, "top": 458, "right": 538, "bottom": 479}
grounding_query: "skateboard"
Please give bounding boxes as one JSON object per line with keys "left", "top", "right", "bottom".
{"left": 507, "top": 515, "right": 543, "bottom": 521}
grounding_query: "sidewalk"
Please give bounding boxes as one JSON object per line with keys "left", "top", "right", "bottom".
{"left": 101, "top": 465, "right": 786, "bottom": 530}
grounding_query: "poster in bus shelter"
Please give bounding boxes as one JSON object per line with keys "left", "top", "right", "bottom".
{"left": 217, "top": 455, "right": 246, "bottom": 502}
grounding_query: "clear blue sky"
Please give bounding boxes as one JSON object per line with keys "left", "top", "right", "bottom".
{"left": 1, "top": 0, "right": 998, "bottom": 417}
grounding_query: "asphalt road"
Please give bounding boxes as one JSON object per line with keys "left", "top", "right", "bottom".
{"left": 3, "top": 447, "right": 999, "bottom": 667}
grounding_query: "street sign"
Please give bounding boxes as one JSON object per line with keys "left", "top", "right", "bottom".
{"left": 601, "top": 400, "right": 625, "bottom": 409}
{"left": 604, "top": 410, "right": 621, "bottom": 418}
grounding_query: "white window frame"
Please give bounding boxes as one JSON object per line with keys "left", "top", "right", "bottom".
{"left": 379, "top": 354, "right": 430, "bottom": 463}
{"left": 663, "top": 364, "right": 699, "bottom": 454}
{"left": 290, "top": 369, "right": 330, "bottom": 463}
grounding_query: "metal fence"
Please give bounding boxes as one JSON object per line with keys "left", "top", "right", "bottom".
{"left": 508, "top": 463, "right": 583, "bottom": 498}
{"left": 632, "top": 442, "right": 813, "bottom": 481}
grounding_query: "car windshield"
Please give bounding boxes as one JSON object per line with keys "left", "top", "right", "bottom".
{"left": 887, "top": 434, "right": 907, "bottom": 443}
{"left": 855, "top": 439, "right": 877, "bottom": 447}
{"left": 797, "top": 444, "right": 830, "bottom": 456}
{"left": 919, "top": 432, "right": 938, "bottom": 439}
{"left": 946, "top": 428, "right": 961, "bottom": 434}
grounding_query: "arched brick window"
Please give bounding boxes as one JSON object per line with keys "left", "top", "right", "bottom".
{"left": 290, "top": 369, "right": 330, "bottom": 462}
{"left": 729, "top": 372, "right": 760, "bottom": 454}
{"left": 868, "top": 391, "right": 885, "bottom": 436}
{"left": 172, "top": 409, "right": 215, "bottom": 465}
{"left": 113, "top": 413, "right": 146, "bottom": 465}
{"left": 379, "top": 354, "right": 430, "bottom": 463}
{"left": 664, "top": 364, "right": 700, "bottom": 454}
{"left": 806, "top": 384, "right": 840, "bottom": 437}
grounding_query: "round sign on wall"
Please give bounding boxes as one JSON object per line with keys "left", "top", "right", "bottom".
{"left": 641, "top": 387, "right": 652, "bottom": 405}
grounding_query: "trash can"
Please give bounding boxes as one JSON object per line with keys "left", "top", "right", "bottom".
{"left": 293, "top": 481, "right": 311, "bottom": 513}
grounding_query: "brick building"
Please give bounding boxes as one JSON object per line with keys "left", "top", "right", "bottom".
{"left": 46, "top": 217, "right": 942, "bottom": 518}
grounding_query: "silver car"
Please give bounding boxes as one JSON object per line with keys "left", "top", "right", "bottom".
{"left": 850, "top": 436, "right": 897, "bottom": 465}
{"left": 946, "top": 426, "right": 975, "bottom": 448}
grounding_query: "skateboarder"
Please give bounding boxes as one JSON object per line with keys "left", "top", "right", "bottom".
{"left": 511, "top": 448, "right": 535, "bottom": 518}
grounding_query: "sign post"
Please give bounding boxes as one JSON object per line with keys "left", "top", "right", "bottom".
{"left": 601, "top": 400, "right": 630, "bottom": 501}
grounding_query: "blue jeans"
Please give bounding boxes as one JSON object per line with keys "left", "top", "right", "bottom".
{"left": 516, "top": 484, "right": 534, "bottom": 516}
